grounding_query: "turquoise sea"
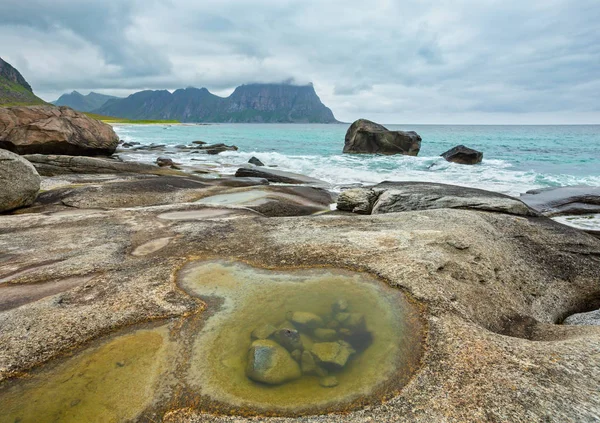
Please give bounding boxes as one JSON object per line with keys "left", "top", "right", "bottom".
{"left": 114, "top": 124, "right": 600, "bottom": 197}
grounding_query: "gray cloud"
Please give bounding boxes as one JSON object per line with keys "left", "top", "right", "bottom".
{"left": 1, "top": 0, "right": 599, "bottom": 123}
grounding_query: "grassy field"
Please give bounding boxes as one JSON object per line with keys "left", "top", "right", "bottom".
{"left": 83, "top": 112, "right": 180, "bottom": 124}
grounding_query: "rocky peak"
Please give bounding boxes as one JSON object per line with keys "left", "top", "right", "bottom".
{"left": 0, "top": 57, "right": 33, "bottom": 92}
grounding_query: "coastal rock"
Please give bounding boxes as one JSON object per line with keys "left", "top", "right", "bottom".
{"left": 441, "top": 145, "right": 483, "bottom": 165}
{"left": 337, "top": 182, "right": 536, "bottom": 217}
{"left": 343, "top": 119, "right": 421, "bottom": 156}
{"left": 0, "top": 106, "right": 119, "bottom": 156}
{"left": 246, "top": 339, "right": 301, "bottom": 385}
{"left": 235, "top": 167, "right": 328, "bottom": 186}
{"left": 22, "top": 154, "right": 181, "bottom": 176}
{"left": 196, "top": 143, "right": 238, "bottom": 155}
{"left": 336, "top": 188, "right": 381, "bottom": 214}
{"left": 563, "top": 309, "right": 600, "bottom": 326}
{"left": 156, "top": 157, "right": 174, "bottom": 167}
{"left": 248, "top": 156, "right": 264, "bottom": 166}
{"left": 0, "top": 149, "right": 40, "bottom": 212}
{"left": 520, "top": 186, "right": 600, "bottom": 216}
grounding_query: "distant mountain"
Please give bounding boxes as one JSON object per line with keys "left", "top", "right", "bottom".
{"left": 52, "top": 91, "right": 120, "bottom": 112}
{"left": 0, "top": 57, "right": 46, "bottom": 106}
{"left": 94, "top": 83, "right": 338, "bottom": 123}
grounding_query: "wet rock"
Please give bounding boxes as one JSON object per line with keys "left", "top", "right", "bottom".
{"left": 335, "top": 312, "right": 350, "bottom": 323}
{"left": 320, "top": 376, "right": 339, "bottom": 388}
{"left": 277, "top": 320, "right": 296, "bottom": 331}
{"left": 311, "top": 341, "right": 355, "bottom": 369}
{"left": 299, "top": 333, "right": 314, "bottom": 351}
{"left": 156, "top": 157, "right": 174, "bottom": 167}
{"left": 337, "top": 182, "right": 536, "bottom": 217}
{"left": 343, "top": 119, "right": 421, "bottom": 156}
{"left": 0, "top": 149, "right": 41, "bottom": 212}
{"left": 314, "top": 328, "right": 338, "bottom": 341}
{"left": 289, "top": 311, "right": 324, "bottom": 330}
{"left": 332, "top": 299, "right": 349, "bottom": 314}
{"left": 300, "top": 350, "right": 317, "bottom": 375}
{"left": 196, "top": 143, "right": 238, "bottom": 155}
{"left": 251, "top": 323, "right": 277, "bottom": 340}
{"left": 248, "top": 156, "right": 264, "bottom": 166}
{"left": 563, "top": 309, "right": 600, "bottom": 326}
{"left": 0, "top": 106, "right": 119, "bottom": 156}
{"left": 339, "top": 329, "right": 374, "bottom": 353}
{"left": 343, "top": 313, "right": 366, "bottom": 331}
{"left": 22, "top": 154, "right": 180, "bottom": 177}
{"left": 192, "top": 141, "right": 207, "bottom": 145}
{"left": 291, "top": 349, "right": 302, "bottom": 362}
{"left": 235, "top": 167, "right": 328, "bottom": 186}
{"left": 274, "top": 328, "right": 303, "bottom": 352}
{"left": 211, "top": 177, "right": 269, "bottom": 188}
{"left": 246, "top": 339, "right": 301, "bottom": 385}
{"left": 441, "top": 145, "right": 483, "bottom": 165}
{"left": 520, "top": 186, "right": 600, "bottom": 217}
{"left": 326, "top": 320, "right": 340, "bottom": 329}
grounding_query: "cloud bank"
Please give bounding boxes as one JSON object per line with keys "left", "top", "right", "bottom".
{"left": 1, "top": 0, "right": 599, "bottom": 123}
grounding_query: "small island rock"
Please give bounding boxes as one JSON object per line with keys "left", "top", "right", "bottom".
{"left": 343, "top": 119, "right": 421, "bottom": 156}
{"left": 441, "top": 145, "right": 483, "bottom": 165}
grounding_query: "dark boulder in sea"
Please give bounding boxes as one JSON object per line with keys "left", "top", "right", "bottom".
{"left": 343, "top": 119, "right": 421, "bottom": 156}
{"left": 441, "top": 145, "right": 483, "bottom": 165}
{"left": 156, "top": 156, "right": 174, "bottom": 167}
{"left": 0, "top": 148, "right": 40, "bottom": 212}
{"left": 0, "top": 106, "right": 119, "bottom": 156}
{"left": 248, "top": 156, "right": 264, "bottom": 166}
{"left": 235, "top": 167, "right": 328, "bottom": 186}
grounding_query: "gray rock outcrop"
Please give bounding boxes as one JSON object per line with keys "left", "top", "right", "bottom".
{"left": 0, "top": 149, "right": 40, "bottom": 212}
{"left": 0, "top": 106, "right": 119, "bottom": 156}
{"left": 520, "top": 186, "right": 600, "bottom": 216}
{"left": 563, "top": 309, "right": 600, "bottom": 326}
{"left": 343, "top": 119, "right": 421, "bottom": 156}
{"left": 235, "top": 167, "right": 328, "bottom": 186}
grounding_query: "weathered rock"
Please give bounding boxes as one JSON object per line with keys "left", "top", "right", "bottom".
{"left": 0, "top": 106, "right": 119, "bottom": 156}
{"left": 300, "top": 350, "right": 317, "bottom": 375}
{"left": 343, "top": 119, "right": 421, "bottom": 156}
{"left": 337, "top": 182, "right": 536, "bottom": 217}
{"left": 0, "top": 149, "right": 40, "bottom": 212}
{"left": 520, "top": 186, "right": 600, "bottom": 216}
{"left": 245, "top": 339, "right": 301, "bottom": 385}
{"left": 311, "top": 341, "right": 355, "bottom": 369}
{"left": 192, "top": 141, "right": 206, "bottom": 145}
{"left": 291, "top": 349, "right": 302, "bottom": 362}
{"left": 235, "top": 167, "right": 328, "bottom": 186}
{"left": 195, "top": 143, "right": 238, "bottom": 155}
{"left": 289, "top": 311, "right": 324, "bottom": 329}
{"left": 23, "top": 154, "right": 181, "bottom": 177}
{"left": 563, "top": 309, "right": 600, "bottom": 326}
{"left": 336, "top": 188, "right": 380, "bottom": 214}
{"left": 314, "top": 328, "right": 338, "bottom": 341}
{"left": 156, "top": 157, "right": 174, "bottom": 167}
{"left": 248, "top": 156, "right": 264, "bottom": 166}
{"left": 274, "top": 328, "right": 303, "bottom": 352}
{"left": 251, "top": 323, "right": 277, "bottom": 340}
{"left": 319, "top": 376, "right": 339, "bottom": 388}
{"left": 441, "top": 145, "right": 483, "bottom": 165}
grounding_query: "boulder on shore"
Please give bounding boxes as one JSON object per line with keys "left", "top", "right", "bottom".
{"left": 520, "top": 186, "right": 600, "bottom": 216}
{"left": 235, "top": 167, "right": 328, "bottom": 186}
{"left": 441, "top": 145, "right": 483, "bottom": 165}
{"left": 343, "top": 119, "right": 421, "bottom": 156}
{"left": 0, "top": 149, "right": 41, "bottom": 212}
{"left": 0, "top": 106, "right": 119, "bottom": 156}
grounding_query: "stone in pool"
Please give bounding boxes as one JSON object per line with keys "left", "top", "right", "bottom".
{"left": 246, "top": 339, "right": 302, "bottom": 385}
{"left": 289, "top": 311, "right": 324, "bottom": 329}
{"left": 178, "top": 260, "right": 425, "bottom": 415}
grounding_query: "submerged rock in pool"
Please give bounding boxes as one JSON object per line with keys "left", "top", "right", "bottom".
{"left": 246, "top": 339, "right": 302, "bottom": 385}
{"left": 311, "top": 341, "right": 355, "bottom": 369}
{"left": 289, "top": 311, "right": 324, "bottom": 329}
{"left": 274, "top": 328, "right": 303, "bottom": 352}
{"left": 251, "top": 323, "right": 277, "bottom": 340}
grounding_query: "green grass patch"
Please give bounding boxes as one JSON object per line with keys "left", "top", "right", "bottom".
{"left": 83, "top": 112, "right": 180, "bottom": 124}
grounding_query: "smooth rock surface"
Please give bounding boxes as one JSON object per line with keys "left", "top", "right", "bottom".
{"left": 337, "top": 182, "right": 536, "bottom": 216}
{"left": 0, "top": 106, "right": 119, "bottom": 156}
{"left": 0, "top": 149, "right": 40, "bottom": 212}
{"left": 248, "top": 156, "right": 264, "bottom": 166}
{"left": 245, "top": 339, "right": 302, "bottom": 385}
{"left": 441, "top": 145, "right": 483, "bottom": 165}
{"left": 235, "top": 167, "right": 328, "bottom": 186}
{"left": 520, "top": 186, "right": 600, "bottom": 216}
{"left": 343, "top": 119, "right": 421, "bottom": 156}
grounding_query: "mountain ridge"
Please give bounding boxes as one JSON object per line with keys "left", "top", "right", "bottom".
{"left": 93, "top": 83, "right": 338, "bottom": 123}
{"left": 0, "top": 57, "right": 46, "bottom": 106}
{"left": 52, "top": 91, "right": 120, "bottom": 112}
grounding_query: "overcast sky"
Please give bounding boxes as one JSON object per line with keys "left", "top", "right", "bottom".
{"left": 1, "top": 0, "right": 599, "bottom": 124}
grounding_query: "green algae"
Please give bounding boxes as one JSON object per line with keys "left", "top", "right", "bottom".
{"left": 0, "top": 327, "right": 171, "bottom": 423}
{"left": 179, "top": 260, "right": 424, "bottom": 415}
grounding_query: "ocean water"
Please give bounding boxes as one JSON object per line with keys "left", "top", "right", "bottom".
{"left": 114, "top": 124, "right": 600, "bottom": 197}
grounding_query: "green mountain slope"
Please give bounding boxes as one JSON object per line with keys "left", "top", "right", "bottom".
{"left": 94, "top": 84, "right": 338, "bottom": 123}
{"left": 0, "top": 57, "right": 47, "bottom": 106}
{"left": 52, "top": 91, "right": 120, "bottom": 112}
